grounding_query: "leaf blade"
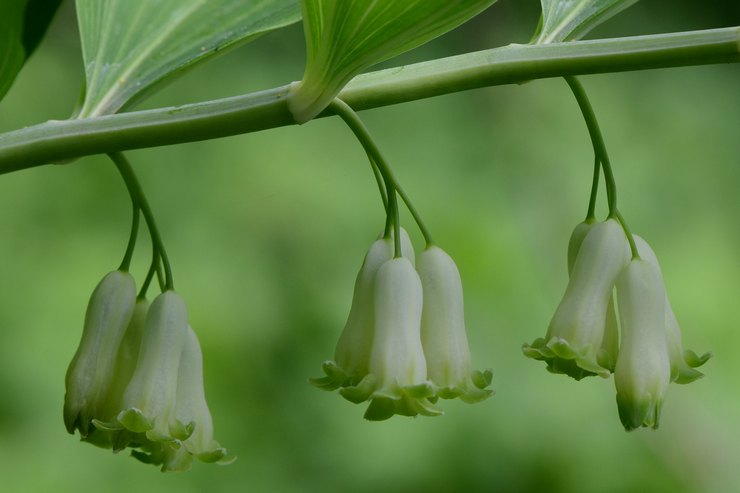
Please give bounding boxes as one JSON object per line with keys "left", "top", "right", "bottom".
{"left": 535, "top": 0, "right": 639, "bottom": 44}
{"left": 290, "top": 0, "right": 497, "bottom": 123}
{"left": 0, "top": 1, "right": 25, "bottom": 104}
{"left": 1, "top": 0, "right": 62, "bottom": 104}
{"left": 75, "top": 0, "right": 301, "bottom": 117}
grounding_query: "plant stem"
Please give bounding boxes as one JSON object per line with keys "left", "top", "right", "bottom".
{"left": 109, "top": 152, "right": 174, "bottom": 290}
{"left": 118, "top": 202, "right": 140, "bottom": 272}
{"left": 586, "top": 156, "right": 600, "bottom": 220}
{"left": 0, "top": 27, "right": 737, "bottom": 173}
{"left": 329, "top": 98, "right": 434, "bottom": 247}
{"left": 368, "top": 153, "right": 389, "bottom": 211}
{"left": 616, "top": 210, "right": 640, "bottom": 260}
{"left": 564, "top": 76, "right": 617, "bottom": 217}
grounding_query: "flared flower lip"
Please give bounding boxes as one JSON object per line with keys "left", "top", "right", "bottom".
{"left": 523, "top": 336, "right": 611, "bottom": 380}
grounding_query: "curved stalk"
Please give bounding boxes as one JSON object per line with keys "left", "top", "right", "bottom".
{"left": 0, "top": 27, "right": 737, "bottom": 173}
{"left": 110, "top": 152, "right": 175, "bottom": 290}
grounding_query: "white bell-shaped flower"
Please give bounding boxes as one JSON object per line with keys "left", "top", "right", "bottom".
{"left": 614, "top": 258, "right": 671, "bottom": 430}
{"left": 632, "top": 236, "right": 711, "bottom": 384}
{"left": 64, "top": 270, "right": 136, "bottom": 437}
{"left": 311, "top": 228, "right": 414, "bottom": 392}
{"left": 171, "top": 327, "right": 233, "bottom": 467}
{"left": 417, "top": 246, "right": 492, "bottom": 403}
{"left": 116, "top": 290, "right": 189, "bottom": 443}
{"left": 523, "top": 219, "right": 628, "bottom": 379}
{"left": 362, "top": 257, "right": 440, "bottom": 420}
{"left": 566, "top": 219, "right": 619, "bottom": 371}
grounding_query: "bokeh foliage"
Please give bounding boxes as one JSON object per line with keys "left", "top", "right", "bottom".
{"left": 0, "top": 1, "right": 738, "bottom": 492}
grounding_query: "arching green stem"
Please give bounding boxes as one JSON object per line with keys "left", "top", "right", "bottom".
{"left": 586, "top": 156, "right": 600, "bottom": 220}
{"left": 368, "top": 153, "right": 388, "bottom": 211}
{"left": 118, "top": 202, "right": 140, "bottom": 272}
{"left": 564, "top": 76, "right": 617, "bottom": 218}
{"left": 329, "top": 98, "right": 434, "bottom": 247}
{"left": 138, "top": 254, "right": 157, "bottom": 299}
{"left": 616, "top": 209, "right": 640, "bottom": 260}
{"left": 109, "top": 152, "right": 174, "bottom": 290}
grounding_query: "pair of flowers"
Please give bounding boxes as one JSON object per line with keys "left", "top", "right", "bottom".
{"left": 312, "top": 229, "right": 492, "bottom": 420}
{"left": 523, "top": 219, "right": 710, "bottom": 430}
{"left": 64, "top": 271, "right": 232, "bottom": 471}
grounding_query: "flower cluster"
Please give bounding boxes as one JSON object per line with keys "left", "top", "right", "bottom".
{"left": 311, "top": 229, "right": 492, "bottom": 420}
{"left": 523, "top": 219, "right": 711, "bottom": 430}
{"left": 64, "top": 271, "right": 233, "bottom": 471}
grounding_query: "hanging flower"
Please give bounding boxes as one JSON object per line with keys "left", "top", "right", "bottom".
{"left": 360, "top": 257, "right": 440, "bottom": 420}
{"left": 523, "top": 219, "right": 629, "bottom": 379}
{"left": 632, "top": 236, "right": 711, "bottom": 384}
{"left": 416, "top": 246, "right": 492, "bottom": 403}
{"left": 310, "top": 229, "right": 436, "bottom": 419}
{"left": 170, "top": 327, "right": 233, "bottom": 467}
{"left": 86, "top": 290, "right": 233, "bottom": 470}
{"left": 614, "top": 258, "right": 671, "bottom": 430}
{"left": 310, "top": 228, "right": 414, "bottom": 392}
{"left": 64, "top": 270, "right": 136, "bottom": 438}
{"left": 115, "top": 290, "right": 189, "bottom": 444}
{"left": 566, "top": 220, "right": 619, "bottom": 372}
{"left": 566, "top": 219, "right": 596, "bottom": 274}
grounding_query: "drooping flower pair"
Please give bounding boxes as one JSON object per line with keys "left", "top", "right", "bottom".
{"left": 523, "top": 219, "right": 710, "bottom": 430}
{"left": 64, "top": 271, "right": 233, "bottom": 471}
{"left": 311, "top": 229, "right": 492, "bottom": 420}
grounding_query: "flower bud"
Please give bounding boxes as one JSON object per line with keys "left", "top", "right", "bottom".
{"left": 523, "top": 219, "right": 628, "bottom": 379}
{"left": 117, "top": 291, "right": 188, "bottom": 443}
{"left": 567, "top": 220, "right": 619, "bottom": 371}
{"left": 615, "top": 259, "right": 671, "bottom": 430}
{"left": 311, "top": 229, "right": 413, "bottom": 391}
{"left": 64, "top": 270, "right": 136, "bottom": 437}
{"left": 171, "top": 327, "right": 233, "bottom": 467}
{"left": 632, "top": 236, "right": 711, "bottom": 383}
{"left": 417, "top": 246, "right": 492, "bottom": 403}
{"left": 360, "top": 257, "right": 439, "bottom": 420}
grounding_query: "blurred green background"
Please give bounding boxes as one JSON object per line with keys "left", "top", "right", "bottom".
{"left": 0, "top": 1, "right": 739, "bottom": 492}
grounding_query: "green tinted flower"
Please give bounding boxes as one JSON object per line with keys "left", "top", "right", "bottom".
{"left": 614, "top": 258, "right": 671, "bottom": 431}
{"left": 100, "top": 298, "right": 151, "bottom": 423}
{"left": 523, "top": 219, "right": 628, "bottom": 379}
{"left": 632, "top": 236, "right": 711, "bottom": 384}
{"left": 310, "top": 231, "right": 434, "bottom": 420}
{"left": 116, "top": 290, "right": 189, "bottom": 444}
{"left": 417, "top": 246, "right": 492, "bottom": 403}
{"left": 64, "top": 270, "right": 136, "bottom": 437}
{"left": 311, "top": 229, "right": 413, "bottom": 391}
{"left": 170, "top": 327, "right": 233, "bottom": 468}
{"left": 564, "top": 220, "right": 620, "bottom": 371}
{"left": 362, "top": 257, "right": 440, "bottom": 420}
{"left": 566, "top": 219, "right": 596, "bottom": 274}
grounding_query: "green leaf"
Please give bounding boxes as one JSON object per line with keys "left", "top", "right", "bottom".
{"left": 75, "top": 0, "right": 301, "bottom": 118}
{"left": 23, "top": 0, "right": 64, "bottom": 55}
{"left": 0, "top": 3, "right": 25, "bottom": 104}
{"left": 534, "top": 0, "right": 639, "bottom": 44}
{"left": 0, "top": 0, "right": 62, "bottom": 104}
{"left": 289, "top": 0, "right": 497, "bottom": 123}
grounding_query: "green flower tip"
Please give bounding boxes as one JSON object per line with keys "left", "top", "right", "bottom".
{"left": 617, "top": 393, "right": 663, "bottom": 431}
